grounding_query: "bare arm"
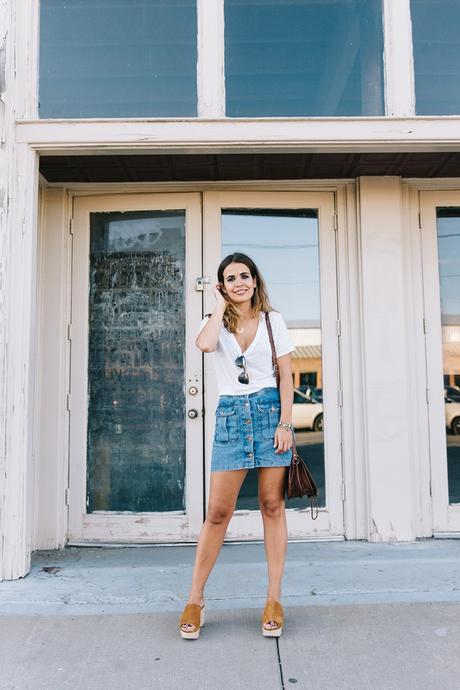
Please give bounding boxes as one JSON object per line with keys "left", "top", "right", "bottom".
{"left": 274, "top": 353, "right": 294, "bottom": 453}
{"left": 278, "top": 353, "right": 293, "bottom": 424}
{"left": 195, "top": 283, "right": 228, "bottom": 353}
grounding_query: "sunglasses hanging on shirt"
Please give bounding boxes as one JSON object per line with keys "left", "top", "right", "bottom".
{"left": 235, "top": 355, "right": 249, "bottom": 384}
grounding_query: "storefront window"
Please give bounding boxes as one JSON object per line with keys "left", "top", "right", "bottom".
{"left": 39, "top": 0, "right": 197, "bottom": 118}
{"left": 224, "top": 0, "right": 384, "bottom": 117}
{"left": 411, "top": 0, "right": 460, "bottom": 115}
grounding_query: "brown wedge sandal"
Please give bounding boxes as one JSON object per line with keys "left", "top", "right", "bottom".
{"left": 179, "top": 603, "right": 205, "bottom": 640}
{"left": 262, "top": 600, "right": 284, "bottom": 637}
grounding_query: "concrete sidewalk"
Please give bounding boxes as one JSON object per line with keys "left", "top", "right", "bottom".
{"left": 1, "top": 539, "right": 460, "bottom": 689}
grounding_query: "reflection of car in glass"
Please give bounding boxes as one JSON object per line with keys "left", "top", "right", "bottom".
{"left": 311, "top": 387, "right": 323, "bottom": 403}
{"left": 445, "top": 394, "right": 460, "bottom": 435}
{"left": 292, "top": 387, "right": 323, "bottom": 431}
{"left": 445, "top": 386, "right": 460, "bottom": 403}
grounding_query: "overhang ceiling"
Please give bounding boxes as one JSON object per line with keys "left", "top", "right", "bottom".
{"left": 39, "top": 152, "right": 460, "bottom": 183}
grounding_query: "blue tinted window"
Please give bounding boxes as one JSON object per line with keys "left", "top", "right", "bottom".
{"left": 411, "top": 0, "right": 460, "bottom": 115}
{"left": 225, "top": 0, "right": 384, "bottom": 117}
{"left": 39, "top": 0, "right": 197, "bottom": 118}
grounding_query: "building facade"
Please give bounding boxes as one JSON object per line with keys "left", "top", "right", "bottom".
{"left": 1, "top": 0, "right": 460, "bottom": 580}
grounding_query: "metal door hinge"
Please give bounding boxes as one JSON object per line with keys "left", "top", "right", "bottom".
{"left": 69, "top": 218, "right": 74, "bottom": 235}
{"left": 418, "top": 212, "right": 422, "bottom": 229}
{"left": 195, "top": 276, "right": 210, "bottom": 292}
{"left": 65, "top": 488, "right": 70, "bottom": 506}
{"left": 423, "top": 318, "right": 428, "bottom": 334}
{"left": 341, "top": 481, "right": 345, "bottom": 501}
{"left": 67, "top": 323, "right": 72, "bottom": 341}
{"left": 66, "top": 393, "right": 71, "bottom": 411}
{"left": 336, "top": 319, "right": 341, "bottom": 337}
{"left": 338, "top": 389, "right": 343, "bottom": 407}
{"left": 426, "top": 388, "right": 430, "bottom": 405}
{"left": 333, "top": 213, "right": 338, "bottom": 231}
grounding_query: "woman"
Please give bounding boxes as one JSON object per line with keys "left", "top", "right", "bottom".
{"left": 179, "top": 252, "right": 295, "bottom": 640}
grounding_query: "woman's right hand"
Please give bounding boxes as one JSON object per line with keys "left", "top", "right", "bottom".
{"left": 213, "top": 282, "right": 228, "bottom": 309}
{"left": 195, "top": 283, "right": 227, "bottom": 352}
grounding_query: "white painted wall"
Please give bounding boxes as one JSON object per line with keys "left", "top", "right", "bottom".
{"left": 33, "top": 188, "right": 72, "bottom": 550}
{"left": 0, "top": 0, "right": 40, "bottom": 580}
{"left": 357, "top": 177, "right": 417, "bottom": 541}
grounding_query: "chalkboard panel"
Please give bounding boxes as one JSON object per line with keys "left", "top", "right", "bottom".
{"left": 87, "top": 211, "right": 186, "bottom": 513}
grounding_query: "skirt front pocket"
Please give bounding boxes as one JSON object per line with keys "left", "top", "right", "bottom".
{"left": 256, "top": 403, "right": 281, "bottom": 441}
{"left": 214, "top": 406, "right": 239, "bottom": 444}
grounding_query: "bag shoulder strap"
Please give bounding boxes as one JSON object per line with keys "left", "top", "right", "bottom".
{"left": 265, "top": 311, "right": 280, "bottom": 388}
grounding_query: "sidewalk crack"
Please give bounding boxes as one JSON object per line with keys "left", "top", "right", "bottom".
{"left": 275, "top": 638, "right": 285, "bottom": 690}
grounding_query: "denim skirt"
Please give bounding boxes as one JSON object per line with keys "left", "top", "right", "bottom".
{"left": 211, "top": 386, "right": 292, "bottom": 472}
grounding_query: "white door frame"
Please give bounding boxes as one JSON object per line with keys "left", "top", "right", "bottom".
{"left": 202, "top": 191, "right": 344, "bottom": 539}
{"left": 419, "top": 190, "right": 460, "bottom": 534}
{"left": 68, "top": 193, "right": 204, "bottom": 543}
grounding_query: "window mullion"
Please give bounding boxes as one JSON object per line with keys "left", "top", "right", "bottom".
{"left": 197, "top": 0, "right": 225, "bottom": 118}
{"left": 383, "top": 0, "right": 416, "bottom": 116}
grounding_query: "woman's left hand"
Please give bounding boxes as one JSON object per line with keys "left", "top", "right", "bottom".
{"left": 274, "top": 427, "right": 293, "bottom": 454}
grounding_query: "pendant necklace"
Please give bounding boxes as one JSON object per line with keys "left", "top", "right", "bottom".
{"left": 236, "top": 314, "right": 251, "bottom": 334}
{"left": 236, "top": 315, "right": 248, "bottom": 334}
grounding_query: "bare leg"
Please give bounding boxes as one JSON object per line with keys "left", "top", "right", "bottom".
{"left": 258, "top": 467, "right": 288, "bottom": 630}
{"left": 181, "top": 468, "right": 248, "bottom": 632}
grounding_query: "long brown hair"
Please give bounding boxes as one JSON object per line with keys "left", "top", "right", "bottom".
{"left": 217, "top": 253, "right": 273, "bottom": 333}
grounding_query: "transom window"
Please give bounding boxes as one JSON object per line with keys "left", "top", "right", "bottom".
{"left": 411, "top": 0, "right": 460, "bottom": 115}
{"left": 39, "top": 0, "right": 198, "bottom": 118}
{"left": 224, "top": 0, "right": 384, "bottom": 117}
{"left": 38, "top": 0, "right": 460, "bottom": 119}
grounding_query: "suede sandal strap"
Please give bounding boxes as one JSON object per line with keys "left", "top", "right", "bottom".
{"left": 179, "top": 603, "right": 203, "bottom": 631}
{"left": 262, "top": 600, "right": 284, "bottom": 628}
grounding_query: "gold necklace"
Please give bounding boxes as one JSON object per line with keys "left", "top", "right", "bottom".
{"left": 236, "top": 314, "right": 253, "bottom": 334}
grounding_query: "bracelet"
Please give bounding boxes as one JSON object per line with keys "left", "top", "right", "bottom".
{"left": 277, "top": 421, "right": 294, "bottom": 431}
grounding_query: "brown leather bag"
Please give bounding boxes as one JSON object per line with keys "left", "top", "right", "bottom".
{"left": 265, "top": 312, "right": 319, "bottom": 519}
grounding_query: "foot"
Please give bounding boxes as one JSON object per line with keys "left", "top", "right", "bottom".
{"left": 180, "top": 598, "right": 205, "bottom": 633}
{"left": 262, "top": 599, "right": 283, "bottom": 631}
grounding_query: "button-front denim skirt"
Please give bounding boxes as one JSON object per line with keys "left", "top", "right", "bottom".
{"left": 211, "top": 386, "right": 292, "bottom": 472}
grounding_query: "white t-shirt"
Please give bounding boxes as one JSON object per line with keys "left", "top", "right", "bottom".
{"left": 197, "top": 310, "right": 295, "bottom": 396}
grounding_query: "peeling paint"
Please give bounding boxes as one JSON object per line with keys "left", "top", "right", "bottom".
{"left": 0, "top": 33, "right": 6, "bottom": 96}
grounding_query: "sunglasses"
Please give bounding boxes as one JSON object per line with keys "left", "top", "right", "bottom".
{"left": 235, "top": 355, "right": 249, "bottom": 384}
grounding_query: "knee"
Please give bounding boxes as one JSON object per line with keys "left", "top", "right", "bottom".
{"left": 206, "top": 505, "right": 233, "bottom": 526}
{"left": 259, "top": 497, "right": 284, "bottom": 519}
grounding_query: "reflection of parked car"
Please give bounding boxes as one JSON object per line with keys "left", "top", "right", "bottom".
{"left": 445, "top": 386, "right": 460, "bottom": 403}
{"left": 293, "top": 387, "right": 323, "bottom": 431}
{"left": 445, "top": 396, "right": 460, "bottom": 435}
{"left": 311, "top": 387, "right": 323, "bottom": 403}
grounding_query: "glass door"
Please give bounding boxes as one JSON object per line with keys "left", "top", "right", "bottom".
{"left": 203, "top": 192, "right": 343, "bottom": 539}
{"left": 420, "top": 191, "right": 460, "bottom": 533}
{"left": 68, "top": 194, "right": 203, "bottom": 542}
